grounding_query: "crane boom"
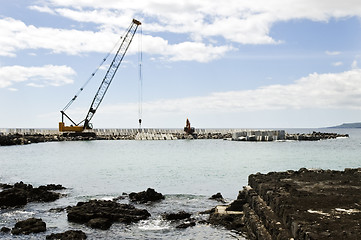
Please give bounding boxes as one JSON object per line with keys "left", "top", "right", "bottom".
{"left": 59, "top": 19, "right": 141, "bottom": 132}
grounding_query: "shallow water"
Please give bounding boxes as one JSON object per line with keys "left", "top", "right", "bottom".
{"left": 0, "top": 128, "right": 360, "bottom": 239}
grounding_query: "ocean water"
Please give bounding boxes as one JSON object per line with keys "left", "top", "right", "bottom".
{"left": 0, "top": 128, "right": 360, "bottom": 239}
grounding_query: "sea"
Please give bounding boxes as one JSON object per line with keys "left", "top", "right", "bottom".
{"left": 0, "top": 128, "right": 360, "bottom": 239}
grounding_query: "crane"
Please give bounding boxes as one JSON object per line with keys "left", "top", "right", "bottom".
{"left": 59, "top": 19, "right": 141, "bottom": 132}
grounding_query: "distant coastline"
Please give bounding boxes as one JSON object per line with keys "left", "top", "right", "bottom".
{"left": 329, "top": 122, "right": 361, "bottom": 128}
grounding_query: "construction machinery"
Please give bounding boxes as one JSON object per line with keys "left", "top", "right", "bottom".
{"left": 59, "top": 19, "right": 141, "bottom": 132}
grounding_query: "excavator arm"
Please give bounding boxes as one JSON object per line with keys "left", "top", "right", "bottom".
{"left": 59, "top": 19, "right": 141, "bottom": 132}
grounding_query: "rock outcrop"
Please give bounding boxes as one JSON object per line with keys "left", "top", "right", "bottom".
{"left": 129, "top": 188, "right": 165, "bottom": 203}
{"left": 67, "top": 199, "right": 150, "bottom": 229}
{"left": 0, "top": 182, "right": 64, "bottom": 208}
{"left": 46, "top": 230, "right": 87, "bottom": 240}
{"left": 11, "top": 218, "right": 46, "bottom": 235}
{"left": 209, "top": 168, "right": 361, "bottom": 240}
{"left": 209, "top": 192, "right": 226, "bottom": 203}
{"left": 163, "top": 211, "right": 192, "bottom": 221}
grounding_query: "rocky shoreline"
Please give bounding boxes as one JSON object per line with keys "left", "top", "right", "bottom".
{"left": 209, "top": 168, "right": 361, "bottom": 239}
{"left": 2, "top": 168, "right": 360, "bottom": 239}
{"left": 0, "top": 131, "right": 349, "bottom": 146}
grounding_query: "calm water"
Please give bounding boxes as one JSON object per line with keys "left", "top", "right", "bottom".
{"left": 0, "top": 128, "right": 360, "bottom": 239}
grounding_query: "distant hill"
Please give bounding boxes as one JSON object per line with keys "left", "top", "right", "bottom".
{"left": 329, "top": 122, "right": 361, "bottom": 128}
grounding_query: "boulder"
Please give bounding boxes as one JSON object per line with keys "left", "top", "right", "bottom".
{"left": 209, "top": 192, "right": 226, "bottom": 203}
{"left": 163, "top": 211, "right": 192, "bottom": 221}
{"left": 129, "top": 188, "right": 164, "bottom": 203}
{"left": 1, "top": 227, "right": 10, "bottom": 233}
{"left": 46, "top": 230, "right": 87, "bottom": 240}
{"left": 11, "top": 218, "right": 46, "bottom": 235}
{"left": 176, "top": 221, "right": 196, "bottom": 229}
{"left": 67, "top": 199, "right": 150, "bottom": 230}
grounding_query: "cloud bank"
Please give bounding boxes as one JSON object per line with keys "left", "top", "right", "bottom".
{"left": 0, "top": 65, "right": 76, "bottom": 89}
{"left": 101, "top": 68, "right": 361, "bottom": 114}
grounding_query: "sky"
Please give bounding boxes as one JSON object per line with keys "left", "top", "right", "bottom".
{"left": 1, "top": 0, "right": 361, "bottom": 129}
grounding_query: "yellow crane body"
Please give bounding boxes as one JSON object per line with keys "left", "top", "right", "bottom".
{"left": 59, "top": 122, "right": 84, "bottom": 132}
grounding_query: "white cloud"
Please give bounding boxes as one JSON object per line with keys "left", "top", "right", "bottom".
{"left": 100, "top": 68, "right": 361, "bottom": 115}
{"left": 33, "top": 0, "right": 361, "bottom": 46}
{"left": 28, "top": 5, "right": 56, "bottom": 15}
{"left": 332, "top": 61, "right": 343, "bottom": 66}
{"left": 0, "top": 65, "right": 76, "bottom": 88}
{"left": 351, "top": 60, "right": 358, "bottom": 69}
{"left": 0, "top": 18, "right": 232, "bottom": 62}
{"left": 0, "top": 17, "right": 120, "bottom": 57}
{"left": 326, "top": 51, "right": 341, "bottom": 56}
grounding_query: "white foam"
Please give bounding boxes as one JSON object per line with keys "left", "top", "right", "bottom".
{"left": 138, "top": 219, "right": 171, "bottom": 231}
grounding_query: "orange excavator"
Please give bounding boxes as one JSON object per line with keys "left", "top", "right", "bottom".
{"left": 184, "top": 118, "right": 195, "bottom": 134}
{"left": 59, "top": 19, "right": 141, "bottom": 132}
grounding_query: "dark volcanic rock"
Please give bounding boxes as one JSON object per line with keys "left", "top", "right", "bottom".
{"left": 0, "top": 183, "right": 12, "bottom": 189}
{"left": 129, "top": 188, "right": 165, "bottom": 203}
{"left": 238, "top": 168, "right": 361, "bottom": 239}
{"left": 176, "top": 221, "right": 196, "bottom": 229}
{"left": 38, "top": 184, "right": 66, "bottom": 191}
{"left": 87, "top": 218, "right": 112, "bottom": 230}
{"left": 209, "top": 212, "right": 245, "bottom": 232}
{"left": 0, "top": 182, "right": 63, "bottom": 208}
{"left": 163, "top": 211, "right": 192, "bottom": 221}
{"left": 67, "top": 199, "right": 150, "bottom": 229}
{"left": 209, "top": 192, "right": 226, "bottom": 203}
{"left": 0, "top": 188, "right": 27, "bottom": 207}
{"left": 11, "top": 218, "right": 46, "bottom": 235}
{"left": 46, "top": 230, "right": 87, "bottom": 240}
{"left": 1, "top": 227, "right": 11, "bottom": 233}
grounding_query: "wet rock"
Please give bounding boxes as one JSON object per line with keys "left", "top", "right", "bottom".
{"left": 226, "top": 198, "right": 246, "bottom": 212}
{"left": 199, "top": 207, "right": 215, "bottom": 215}
{"left": 67, "top": 199, "right": 150, "bottom": 230}
{"left": 0, "top": 189, "right": 27, "bottom": 207}
{"left": 1, "top": 227, "right": 10, "bottom": 233}
{"left": 38, "top": 184, "right": 66, "bottom": 191}
{"left": 0, "top": 183, "right": 12, "bottom": 189}
{"left": 0, "top": 182, "right": 63, "bottom": 208}
{"left": 209, "top": 192, "right": 226, "bottom": 203}
{"left": 87, "top": 218, "right": 112, "bottom": 230}
{"left": 46, "top": 230, "right": 87, "bottom": 240}
{"left": 11, "top": 218, "right": 46, "bottom": 235}
{"left": 163, "top": 211, "right": 192, "bottom": 221}
{"left": 176, "top": 221, "right": 196, "bottom": 229}
{"left": 129, "top": 188, "right": 165, "bottom": 203}
{"left": 209, "top": 211, "right": 245, "bottom": 232}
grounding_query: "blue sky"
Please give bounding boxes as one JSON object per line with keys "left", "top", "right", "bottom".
{"left": 1, "top": 0, "right": 361, "bottom": 129}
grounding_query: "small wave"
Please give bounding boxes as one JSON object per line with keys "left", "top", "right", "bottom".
{"left": 336, "top": 136, "right": 348, "bottom": 139}
{"left": 138, "top": 219, "right": 171, "bottom": 231}
{"left": 2, "top": 210, "right": 35, "bottom": 218}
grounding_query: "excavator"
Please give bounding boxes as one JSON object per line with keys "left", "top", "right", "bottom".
{"left": 59, "top": 19, "right": 141, "bottom": 132}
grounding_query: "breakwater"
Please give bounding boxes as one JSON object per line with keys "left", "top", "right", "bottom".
{"left": 0, "top": 128, "right": 348, "bottom": 146}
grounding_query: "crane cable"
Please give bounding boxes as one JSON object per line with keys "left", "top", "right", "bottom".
{"left": 138, "top": 25, "right": 143, "bottom": 129}
{"left": 62, "top": 33, "right": 126, "bottom": 112}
